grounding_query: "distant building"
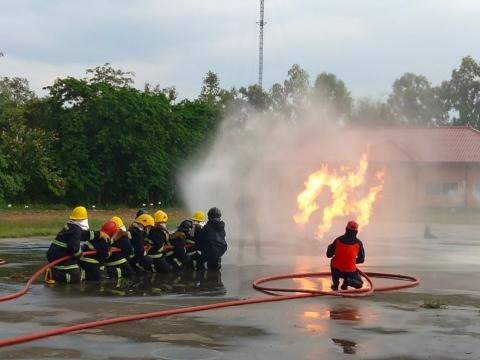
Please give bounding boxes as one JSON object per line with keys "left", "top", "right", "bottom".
{"left": 354, "top": 126, "right": 480, "bottom": 209}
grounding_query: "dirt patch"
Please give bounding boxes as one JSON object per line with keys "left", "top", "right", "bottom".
{"left": 0, "top": 208, "right": 188, "bottom": 224}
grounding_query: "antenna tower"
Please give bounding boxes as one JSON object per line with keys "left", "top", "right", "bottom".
{"left": 257, "top": 0, "right": 266, "bottom": 88}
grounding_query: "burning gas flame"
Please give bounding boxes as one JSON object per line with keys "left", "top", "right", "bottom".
{"left": 294, "top": 148, "right": 385, "bottom": 239}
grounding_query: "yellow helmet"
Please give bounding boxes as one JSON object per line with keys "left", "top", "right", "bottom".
{"left": 70, "top": 206, "right": 88, "bottom": 220}
{"left": 154, "top": 210, "right": 168, "bottom": 223}
{"left": 135, "top": 214, "right": 154, "bottom": 228}
{"left": 110, "top": 216, "right": 125, "bottom": 229}
{"left": 191, "top": 211, "right": 205, "bottom": 222}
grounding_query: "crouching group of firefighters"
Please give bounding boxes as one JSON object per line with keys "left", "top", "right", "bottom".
{"left": 45, "top": 206, "right": 227, "bottom": 284}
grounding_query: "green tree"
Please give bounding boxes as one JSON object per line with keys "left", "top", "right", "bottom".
{"left": 313, "top": 72, "right": 352, "bottom": 120}
{"left": 0, "top": 77, "right": 64, "bottom": 203}
{"left": 0, "top": 77, "right": 35, "bottom": 107}
{"left": 199, "top": 71, "right": 221, "bottom": 104}
{"left": 32, "top": 64, "right": 222, "bottom": 205}
{"left": 388, "top": 73, "right": 447, "bottom": 126}
{"left": 349, "top": 98, "right": 396, "bottom": 127}
{"left": 270, "top": 64, "right": 310, "bottom": 120}
{"left": 442, "top": 56, "right": 480, "bottom": 127}
{"left": 238, "top": 84, "right": 271, "bottom": 112}
{"left": 86, "top": 63, "right": 134, "bottom": 87}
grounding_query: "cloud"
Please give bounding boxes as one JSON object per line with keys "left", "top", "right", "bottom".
{"left": 1, "top": 0, "right": 480, "bottom": 100}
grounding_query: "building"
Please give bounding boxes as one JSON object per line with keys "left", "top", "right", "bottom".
{"left": 353, "top": 126, "right": 480, "bottom": 209}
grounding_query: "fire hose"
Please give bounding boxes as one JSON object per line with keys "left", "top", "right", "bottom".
{"left": 0, "top": 252, "right": 419, "bottom": 348}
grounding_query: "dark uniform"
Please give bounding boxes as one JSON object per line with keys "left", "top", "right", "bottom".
{"left": 147, "top": 226, "right": 171, "bottom": 273}
{"left": 106, "top": 229, "right": 134, "bottom": 279}
{"left": 172, "top": 219, "right": 203, "bottom": 270}
{"left": 196, "top": 219, "right": 227, "bottom": 270}
{"left": 326, "top": 228, "right": 365, "bottom": 290}
{"left": 46, "top": 222, "right": 85, "bottom": 283}
{"left": 128, "top": 224, "right": 153, "bottom": 273}
{"left": 78, "top": 231, "right": 110, "bottom": 281}
{"left": 166, "top": 224, "right": 191, "bottom": 270}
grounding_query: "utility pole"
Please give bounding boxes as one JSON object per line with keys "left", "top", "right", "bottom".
{"left": 257, "top": 0, "right": 266, "bottom": 89}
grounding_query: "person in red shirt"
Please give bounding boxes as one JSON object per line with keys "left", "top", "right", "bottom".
{"left": 326, "top": 220, "right": 365, "bottom": 291}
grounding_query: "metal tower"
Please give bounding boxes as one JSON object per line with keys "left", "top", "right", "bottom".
{"left": 257, "top": 0, "right": 266, "bottom": 88}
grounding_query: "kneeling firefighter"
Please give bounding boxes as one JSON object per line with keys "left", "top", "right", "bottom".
{"left": 46, "top": 206, "right": 89, "bottom": 284}
{"left": 146, "top": 210, "right": 172, "bottom": 273}
{"left": 106, "top": 216, "right": 135, "bottom": 279}
{"left": 187, "top": 211, "right": 206, "bottom": 270}
{"left": 79, "top": 220, "right": 118, "bottom": 281}
{"left": 196, "top": 207, "right": 227, "bottom": 270}
{"left": 166, "top": 219, "right": 193, "bottom": 270}
{"left": 128, "top": 214, "right": 155, "bottom": 273}
{"left": 326, "top": 220, "right": 365, "bottom": 291}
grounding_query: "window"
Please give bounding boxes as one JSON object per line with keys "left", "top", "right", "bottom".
{"left": 426, "top": 182, "right": 458, "bottom": 196}
{"left": 475, "top": 182, "right": 480, "bottom": 195}
{"left": 443, "top": 182, "right": 458, "bottom": 195}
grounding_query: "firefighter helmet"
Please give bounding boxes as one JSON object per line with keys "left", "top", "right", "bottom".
{"left": 207, "top": 207, "right": 221, "bottom": 220}
{"left": 136, "top": 214, "right": 155, "bottom": 228}
{"left": 346, "top": 220, "right": 358, "bottom": 231}
{"left": 70, "top": 206, "right": 88, "bottom": 220}
{"left": 101, "top": 220, "right": 119, "bottom": 238}
{"left": 191, "top": 211, "right": 205, "bottom": 222}
{"left": 154, "top": 210, "right": 168, "bottom": 223}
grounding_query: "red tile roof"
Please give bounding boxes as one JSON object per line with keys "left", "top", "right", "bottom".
{"left": 347, "top": 126, "right": 480, "bottom": 163}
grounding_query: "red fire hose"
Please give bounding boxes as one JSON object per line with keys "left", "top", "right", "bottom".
{"left": 0, "top": 245, "right": 181, "bottom": 301}
{"left": 0, "top": 252, "right": 419, "bottom": 348}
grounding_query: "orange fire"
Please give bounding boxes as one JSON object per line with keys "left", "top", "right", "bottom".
{"left": 293, "top": 148, "right": 385, "bottom": 239}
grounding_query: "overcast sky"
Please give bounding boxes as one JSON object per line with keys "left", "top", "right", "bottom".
{"left": 1, "top": 0, "right": 479, "bottom": 100}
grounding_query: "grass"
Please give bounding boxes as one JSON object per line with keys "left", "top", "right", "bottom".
{"left": 0, "top": 207, "right": 189, "bottom": 239}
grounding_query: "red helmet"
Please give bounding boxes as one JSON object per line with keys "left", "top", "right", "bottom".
{"left": 101, "top": 220, "right": 119, "bottom": 238}
{"left": 346, "top": 220, "right": 358, "bottom": 231}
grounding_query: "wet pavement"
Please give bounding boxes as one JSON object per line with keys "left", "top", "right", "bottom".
{"left": 0, "top": 222, "right": 480, "bottom": 359}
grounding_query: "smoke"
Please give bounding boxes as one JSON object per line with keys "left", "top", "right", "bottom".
{"left": 178, "top": 104, "right": 385, "bottom": 255}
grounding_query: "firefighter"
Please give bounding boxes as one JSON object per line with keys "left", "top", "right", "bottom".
{"left": 186, "top": 211, "right": 205, "bottom": 269}
{"left": 106, "top": 216, "right": 135, "bottom": 279}
{"left": 46, "top": 206, "right": 89, "bottom": 284}
{"left": 196, "top": 207, "right": 227, "bottom": 270}
{"left": 166, "top": 220, "right": 192, "bottom": 270}
{"left": 79, "top": 220, "right": 118, "bottom": 281}
{"left": 326, "top": 220, "right": 365, "bottom": 291}
{"left": 146, "top": 210, "right": 172, "bottom": 273}
{"left": 128, "top": 213, "right": 154, "bottom": 273}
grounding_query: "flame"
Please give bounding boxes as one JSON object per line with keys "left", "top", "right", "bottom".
{"left": 294, "top": 148, "right": 385, "bottom": 239}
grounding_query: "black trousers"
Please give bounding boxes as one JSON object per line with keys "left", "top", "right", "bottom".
{"left": 129, "top": 255, "right": 153, "bottom": 273}
{"left": 106, "top": 261, "right": 134, "bottom": 279}
{"left": 330, "top": 265, "right": 363, "bottom": 289}
{"left": 51, "top": 266, "right": 81, "bottom": 284}
{"left": 79, "top": 261, "right": 104, "bottom": 281}
{"left": 151, "top": 256, "right": 172, "bottom": 273}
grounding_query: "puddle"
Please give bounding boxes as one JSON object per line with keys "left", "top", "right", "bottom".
{"left": 331, "top": 338, "right": 357, "bottom": 354}
{"left": 329, "top": 308, "right": 362, "bottom": 321}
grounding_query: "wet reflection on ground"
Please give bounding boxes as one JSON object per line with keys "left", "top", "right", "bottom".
{"left": 2, "top": 225, "right": 480, "bottom": 360}
{"left": 329, "top": 307, "right": 362, "bottom": 321}
{"left": 331, "top": 338, "right": 357, "bottom": 354}
{"left": 0, "top": 243, "right": 225, "bottom": 297}
{"left": 76, "top": 270, "right": 226, "bottom": 298}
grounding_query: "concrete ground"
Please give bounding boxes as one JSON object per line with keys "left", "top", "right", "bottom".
{"left": 0, "top": 222, "right": 479, "bottom": 360}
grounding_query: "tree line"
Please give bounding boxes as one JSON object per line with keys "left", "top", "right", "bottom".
{"left": 0, "top": 56, "right": 479, "bottom": 206}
